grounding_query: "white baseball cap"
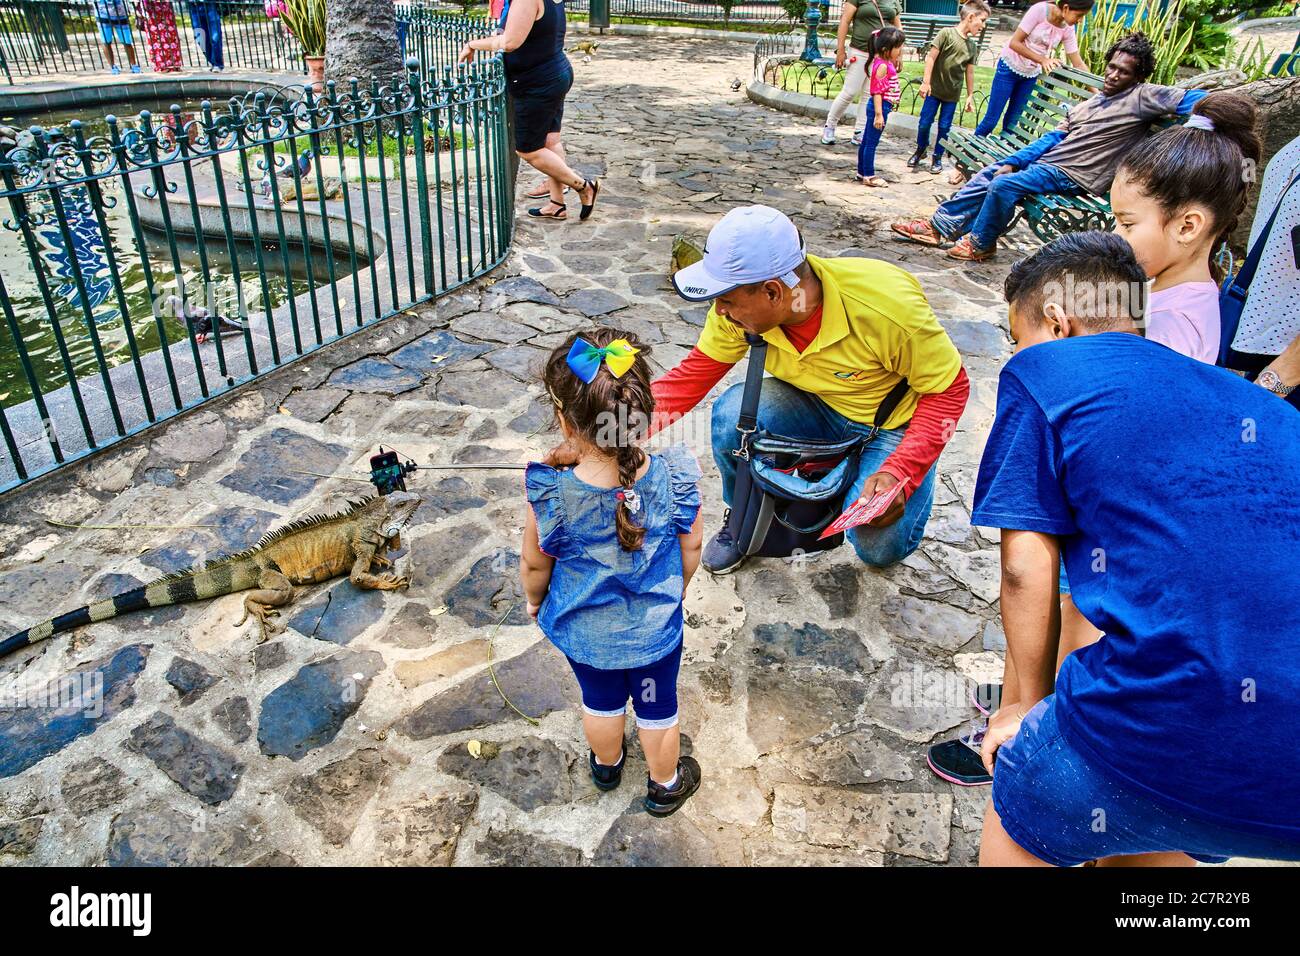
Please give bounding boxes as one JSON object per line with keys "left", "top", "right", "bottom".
{"left": 672, "top": 205, "right": 807, "bottom": 302}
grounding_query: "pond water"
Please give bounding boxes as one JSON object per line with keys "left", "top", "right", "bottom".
{"left": 0, "top": 98, "right": 331, "bottom": 410}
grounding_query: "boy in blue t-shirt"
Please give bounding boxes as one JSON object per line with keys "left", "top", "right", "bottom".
{"left": 969, "top": 232, "right": 1300, "bottom": 866}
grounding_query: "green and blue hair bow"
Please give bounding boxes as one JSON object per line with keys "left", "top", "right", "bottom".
{"left": 566, "top": 336, "right": 640, "bottom": 384}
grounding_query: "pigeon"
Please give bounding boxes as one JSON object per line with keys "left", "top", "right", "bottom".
{"left": 730, "top": 77, "right": 743, "bottom": 91}
{"left": 163, "top": 295, "right": 247, "bottom": 344}
{"left": 258, "top": 150, "right": 312, "bottom": 198}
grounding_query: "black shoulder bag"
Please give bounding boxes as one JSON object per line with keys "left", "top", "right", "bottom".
{"left": 725, "top": 334, "right": 911, "bottom": 558}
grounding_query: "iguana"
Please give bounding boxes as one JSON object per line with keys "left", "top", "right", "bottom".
{"left": 0, "top": 492, "right": 422, "bottom": 659}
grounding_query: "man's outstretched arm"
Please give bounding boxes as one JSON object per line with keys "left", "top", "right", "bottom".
{"left": 648, "top": 347, "right": 735, "bottom": 436}
{"left": 1002, "top": 128, "right": 1067, "bottom": 171}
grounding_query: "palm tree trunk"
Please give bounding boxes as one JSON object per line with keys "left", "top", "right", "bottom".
{"left": 325, "top": 0, "right": 401, "bottom": 88}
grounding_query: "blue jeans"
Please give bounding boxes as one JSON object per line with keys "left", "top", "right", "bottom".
{"left": 711, "top": 378, "right": 936, "bottom": 568}
{"left": 917, "top": 96, "right": 958, "bottom": 159}
{"left": 993, "top": 697, "right": 1300, "bottom": 866}
{"left": 975, "top": 59, "right": 1038, "bottom": 137}
{"left": 930, "top": 161, "right": 1084, "bottom": 251}
{"left": 856, "top": 99, "right": 893, "bottom": 178}
{"left": 188, "top": 2, "right": 223, "bottom": 70}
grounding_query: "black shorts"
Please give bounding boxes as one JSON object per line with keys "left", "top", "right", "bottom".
{"left": 509, "top": 60, "right": 574, "bottom": 153}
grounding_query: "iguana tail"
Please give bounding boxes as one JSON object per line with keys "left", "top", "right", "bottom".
{"left": 0, "top": 557, "right": 261, "bottom": 658}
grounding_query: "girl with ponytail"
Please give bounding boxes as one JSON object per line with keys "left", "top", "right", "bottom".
{"left": 1111, "top": 90, "right": 1263, "bottom": 364}
{"left": 522, "top": 327, "right": 706, "bottom": 816}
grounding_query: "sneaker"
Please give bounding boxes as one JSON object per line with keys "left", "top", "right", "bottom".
{"left": 850, "top": 131, "right": 863, "bottom": 146}
{"left": 109, "top": 65, "right": 121, "bottom": 75}
{"left": 820, "top": 127, "right": 835, "bottom": 145}
{"left": 906, "top": 147, "right": 927, "bottom": 168}
{"left": 644, "top": 756, "right": 702, "bottom": 817}
{"left": 929, "top": 157, "right": 943, "bottom": 174}
{"left": 926, "top": 729, "right": 992, "bottom": 786}
{"left": 129, "top": 64, "right": 141, "bottom": 74}
{"left": 702, "top": 514, "right": 746, "bottom": 575}
{"left": 589, "top": 742, "right": 626, "bottom": 791}
{"left": 972, "top": 683, "right": 1002, "bottom": 717}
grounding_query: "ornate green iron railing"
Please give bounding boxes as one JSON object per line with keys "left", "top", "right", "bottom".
{"left": 0, "top": 52, "right": 514, "bottom": 491}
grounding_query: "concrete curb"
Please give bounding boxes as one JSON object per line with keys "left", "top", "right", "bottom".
{"left": 573, "top": 21, "right": 786, "bottom": 43}
{"left": 1232, "top": 15, "right": 1300, "bottom": 34}
{"left": 0, "top": 72, "right": 293, "bottom": 114}
{"left": 746, "top": 78, "right": 921, "bottom": 142}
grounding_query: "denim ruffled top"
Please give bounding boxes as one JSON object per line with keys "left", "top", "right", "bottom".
{"left": 525, "top": 444, "right": 703, "bottom": 670}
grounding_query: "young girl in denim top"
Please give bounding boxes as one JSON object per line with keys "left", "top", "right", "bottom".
{"left": 522, "top": 328, "right": 705, "bottom": 816}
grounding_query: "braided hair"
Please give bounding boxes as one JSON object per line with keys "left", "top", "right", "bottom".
{"left": 542, "top": 328, "right": 655, "bottom": 551}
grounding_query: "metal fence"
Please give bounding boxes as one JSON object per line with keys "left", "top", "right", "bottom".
{"left": 753, "top": 28, "right": 993, "bottom": 126}
{"left": 0, "top": 50, "right": 513, "bottom": 491}
{"left": 0, "top": 0, "right": 306, "bottom": 81}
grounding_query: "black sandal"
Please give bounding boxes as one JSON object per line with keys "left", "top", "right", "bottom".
{"left": 528, "top": 201, "right": 566, "bottom": 220}
{"left": 578, "top": 178, "right": 600, "bottom": 221}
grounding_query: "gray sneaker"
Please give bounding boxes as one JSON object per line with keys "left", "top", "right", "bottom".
{"left": 702, "top": 517, "right": 747, "bottom": 575}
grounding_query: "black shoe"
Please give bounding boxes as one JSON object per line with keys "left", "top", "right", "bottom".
{"left": 929, "top": 157, "right": 943, "bottom": 175}
{"left": 972, "top": 683, "right": 1002, "bottom": 716}
{"left": 702, "top": 515, "right": 746, "bottom": 575}
{"left": 644, "top": 756, "right": 702, "bottom": 817}
{"left": 926, "top": 734, "right": 992, "bottom": 787}
{"left": 589, "top": 743, "right": 626, "bottom": 791}
{"left": 906, "top": 147, "right": 927, "bottom": 168}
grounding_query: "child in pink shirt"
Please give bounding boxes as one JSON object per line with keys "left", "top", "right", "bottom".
{"left": 1110, "top": 92, "right": 1263, "bottom": 366}
{"left": 856, "top": 26, "right": 904, "bottom": 187}
{"left": 975, "top": 0, "right": 1091, "bottom": 137}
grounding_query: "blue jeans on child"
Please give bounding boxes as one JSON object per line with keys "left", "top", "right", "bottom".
{"left": 567, "top": 641, "right": 682, "bottom": 730}
{"left": 975, "top": 60, "right": 1038, "bottom": 137}
{"left": 917, "top": 96, "right": 958, "bottom": 159}
{"left": 188, "top": 2, "right": 224, "bottom": 70}
{"left": 711, "top": 377, "right": 936, "bottom": 567}
{"left": 857, "top": 99, "right": 893, "bottom": 178}
{"left": 930, "top": 161, "right": 1084, "bottom": 251}
{"left": 993, "top": 696, "right": 1300, "bottom": 866}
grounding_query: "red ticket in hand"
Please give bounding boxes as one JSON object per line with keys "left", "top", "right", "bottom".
{"left": 819, "top": 479, "right": 909, "bottom": 540}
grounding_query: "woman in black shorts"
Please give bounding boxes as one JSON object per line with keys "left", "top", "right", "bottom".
{"left": 460, "top": 0, "right": 600, "bottom": 221}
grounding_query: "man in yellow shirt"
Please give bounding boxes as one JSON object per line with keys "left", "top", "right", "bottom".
{"left": 662, "top": 206, "right": 971, "bottom": 573}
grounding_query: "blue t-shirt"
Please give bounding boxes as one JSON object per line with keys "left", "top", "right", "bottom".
{"left": 525, "top": 444, "right": 701, "bottom": 670}
{"left": 972, "top": 333, "right": 1300, "bottom": 839}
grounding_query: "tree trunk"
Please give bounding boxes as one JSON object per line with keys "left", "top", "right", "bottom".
{"left": 1231, "top": 75, "right": 1300, "bottom": 253}
{"left": 325, "top": 0, "right": 401, "bottom": 89}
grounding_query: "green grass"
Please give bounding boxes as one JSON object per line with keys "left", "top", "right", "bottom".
{"left": 778, "top": 59, "right": 995, "bottom": 120}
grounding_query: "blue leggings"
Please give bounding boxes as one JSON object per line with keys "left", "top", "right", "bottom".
{"left": 975, "top": 59, "right": 1038, "bottom": 137}
{"left": 857, "top": 99, "right": 893, "bottom": 178}
{"left": 566, "top": 642, "right": 682, "bottom": 730}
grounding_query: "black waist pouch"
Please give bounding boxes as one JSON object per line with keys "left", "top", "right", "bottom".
{"left": 726, "top": 335, "right": 910, "bottom": 558}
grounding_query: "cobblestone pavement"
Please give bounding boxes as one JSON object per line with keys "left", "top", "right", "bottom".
{"left": 1, "top": 37, "right": 1045, "bottom": 867}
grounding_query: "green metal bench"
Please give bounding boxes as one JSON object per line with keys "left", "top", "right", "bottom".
{"left": 940, "top": 66, "right": 1114, "bottom": 243}
{"left": 900, "top": 13, "right": 991, "bottom": 58}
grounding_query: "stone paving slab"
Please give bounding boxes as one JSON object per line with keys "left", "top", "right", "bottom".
{"left": 0, "top": 36, "right": 1274, "bottom": 868}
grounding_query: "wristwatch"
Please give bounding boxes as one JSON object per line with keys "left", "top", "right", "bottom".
{"left": 1256, "top": 369, "right": 1296, "bottom": 396}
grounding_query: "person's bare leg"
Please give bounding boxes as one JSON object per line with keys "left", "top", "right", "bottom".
{"left": 1096, "top": 852, "right": 1197, "bottom": 867}
{"left": 102, "top": 43, "right": 115, "bottom": 69}
{"left": 637, "top": 725, "right": 681, "bottom": 785}
{"left": 582, "top": 713, "right": 625, "bottom": 766}
{"left": 518, "top": 145, "right": 594, "bottom": 208}
{"left": 124, "top": 43, "right": 138, "bottom": 67}
{"left": 546, "top": 132, "right": 567, "bottom": 204}
{"left": 980, "top": 803, "right": 1054, "bottom": 866}
{"left": 1058, "top": 594, "right": 1102, "bottom": 668}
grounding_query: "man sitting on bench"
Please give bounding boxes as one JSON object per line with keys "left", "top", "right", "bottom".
{"left": 891, "top": 32, "right": 1206, "bottom": 261}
